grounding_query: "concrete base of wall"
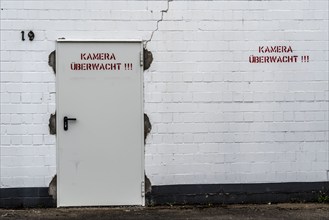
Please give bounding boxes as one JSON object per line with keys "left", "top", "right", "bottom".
{"left": 147, "top": 182, "right": 329, "bottom": 206}
{"left": 0, "top": 188, "right": 54, "bottom": 208}
{"left": 1, "top": 182, "right": 328, "bottom": 208}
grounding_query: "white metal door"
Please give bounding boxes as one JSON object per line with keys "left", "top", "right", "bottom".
{"left": 56, "top": 40, "right": 144, "bottom": 207}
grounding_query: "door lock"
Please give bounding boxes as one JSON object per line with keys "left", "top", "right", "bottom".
{"left": 64, "top": 116, "right": 77, "bottom": 131}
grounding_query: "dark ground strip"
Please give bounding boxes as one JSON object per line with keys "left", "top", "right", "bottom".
{"left": 0, "top": 204, "right": 328, "bottom": 220}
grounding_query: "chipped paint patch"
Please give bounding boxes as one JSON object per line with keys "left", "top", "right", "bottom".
{"left": 144, "top": 113, "right": 152, "bottom": 143}
{"left": 49, "top": 112, "right": 56, "bottom": 135}
{"left": 48, "top": 50, "right": 56, "bottom": 73}
{"left": 143, "top": 48, "right": 153, "bottom": 70}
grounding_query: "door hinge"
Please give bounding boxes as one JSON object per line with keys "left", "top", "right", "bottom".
{"left": 140, "top": 52, "right": 143, "bottom": 67}
{"left": 141, "top": 181, "right": 145, "bottom": 197}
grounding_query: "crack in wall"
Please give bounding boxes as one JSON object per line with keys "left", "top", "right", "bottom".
{"left": 145, "top": 0, "right": 172, "bottom": 48}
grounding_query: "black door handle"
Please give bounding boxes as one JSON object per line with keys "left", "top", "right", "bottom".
{"left": 64, "top": 116, "right": 77, "bottom": 131}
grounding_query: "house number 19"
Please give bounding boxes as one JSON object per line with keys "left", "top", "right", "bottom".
{"left": 21, "top": 31, "right": 35, "bottom": 41}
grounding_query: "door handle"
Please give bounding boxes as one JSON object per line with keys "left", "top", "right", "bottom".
{"left": 64, "top": 116, "right": 77, "bottom": 131}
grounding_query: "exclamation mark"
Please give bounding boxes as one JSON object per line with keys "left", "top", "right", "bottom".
{"left": 124, "top": 63, "right": 127, "bottom": 70}
{"left": 306, "top": 55, "right": 309, "bottom": 62}
{"left": 301, "top": 56, "right": 304, "bottom": 62}
{"left": 130, "top": 63, "right": 133, "bottom": 70}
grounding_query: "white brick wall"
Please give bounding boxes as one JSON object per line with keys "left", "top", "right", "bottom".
{"left": 0, "top": 0, "right": 328, "bottom": 187}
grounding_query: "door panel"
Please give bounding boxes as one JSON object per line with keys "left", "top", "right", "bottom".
{"left": 56, "top": 41, "right": 144, "bottom": 207}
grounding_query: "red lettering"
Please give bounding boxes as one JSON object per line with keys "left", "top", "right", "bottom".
{"left": 258, "top": 46, "right": 293, "bottom": 53}
{"left": 92, "top": 63, "right": 100, "bottom": 69}
{"left": 269, "top": 56, "right": 276, "bottom": 62}
{"left": 249, "top": 55, "right": 298, "bottom": 63}
{"left": 110, "top": 53, "right": 116, "bottom": 60}
{"left": 80, "top": 53, "right": 116, "bottom": 60}
{"left": 70, "top": 62, "right": 122, "bottom": 70}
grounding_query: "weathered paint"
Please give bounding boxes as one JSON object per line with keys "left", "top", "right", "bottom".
{"left": 48, "top": 50, "right": 56, "bottom": 74}
{"left": 143, "top": 49, "right": 153, "bottom": 70}
{"left": 48, "top": 112, "right": 56, "bottom": 135}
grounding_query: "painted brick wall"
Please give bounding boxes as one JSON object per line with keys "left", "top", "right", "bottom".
{"left": 0, "top": 0, "right": 328, "bottom": 187}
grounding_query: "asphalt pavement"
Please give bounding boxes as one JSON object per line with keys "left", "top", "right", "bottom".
{"left": 0, "top": 203, "right": 328, "bottom": 220}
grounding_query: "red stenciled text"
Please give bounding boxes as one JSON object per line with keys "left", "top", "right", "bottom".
{"left": 80, "top": 53, "right": 116, "bottom": 60}
{"left": 258, "top": 46, "right": 293, "bottom": 53}
{"left": 249, "top": 55, "right": 298, "bottom": 63}
{"left": 248, "top": 45, "right": 306, "bottom": 64}
{"left": 70, "top": 52, "right": 134, "bottom": 71}
{"left": 71, "top": 62, "right": 121, "bottom": 71}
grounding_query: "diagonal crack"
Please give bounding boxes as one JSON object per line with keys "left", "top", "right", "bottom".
{"left": 145, "top": 0, "right": 172, "bottom": 48}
